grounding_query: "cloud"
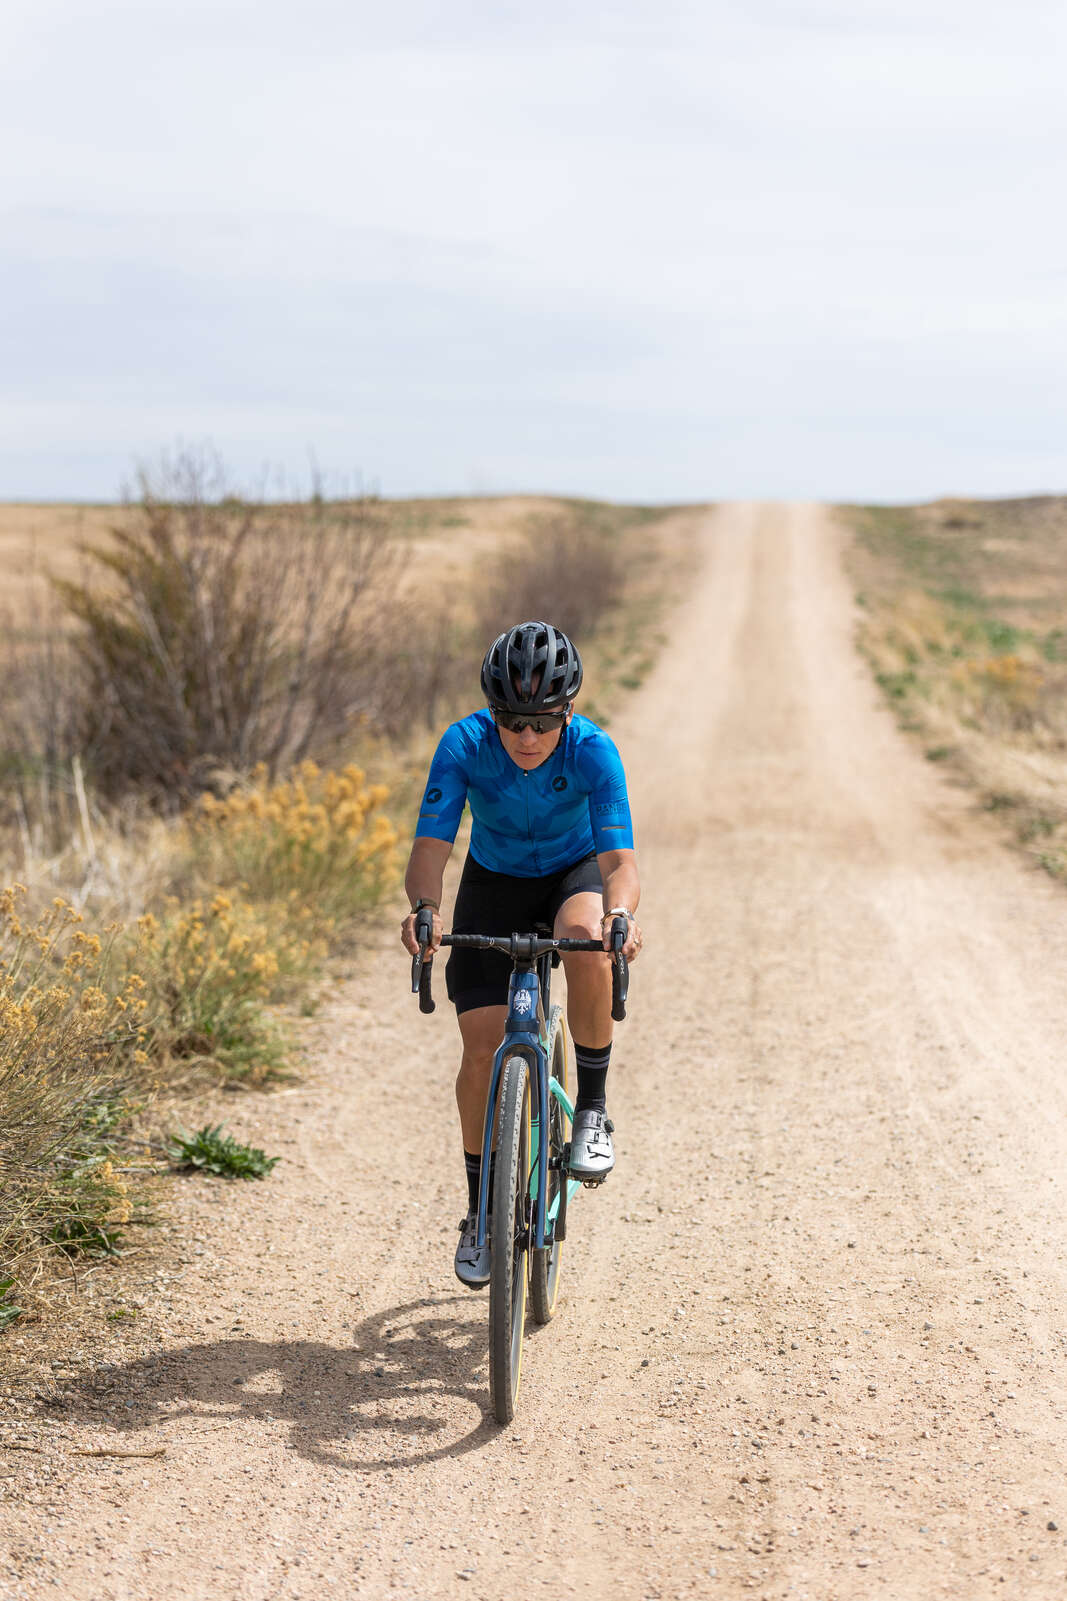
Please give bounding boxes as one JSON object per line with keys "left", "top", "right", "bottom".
{"left": 2, "top": 0, "right": 1065, "bottom": 498}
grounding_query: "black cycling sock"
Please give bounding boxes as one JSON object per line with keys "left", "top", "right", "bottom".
{"left": 573, "top": 1041, "right": 612, "bottom": 1114}
{"left": 463, "top": 1150, "right": 495, "bottom": 1213}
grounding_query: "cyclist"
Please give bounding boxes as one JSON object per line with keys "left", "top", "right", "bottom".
{"left": 400, "top": 619, "right": 643, "bottom": 1289}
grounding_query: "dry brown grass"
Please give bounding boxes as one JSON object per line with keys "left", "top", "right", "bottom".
{"left": 843, "top": 496, "right": 1067, "bottom": 875}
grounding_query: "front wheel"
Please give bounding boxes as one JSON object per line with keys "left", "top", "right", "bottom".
{"left": 489, "top": 1054, "right": 531, "bottom": 1424}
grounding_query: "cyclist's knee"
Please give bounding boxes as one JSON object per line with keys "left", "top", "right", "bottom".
{"left": 554, "top": 889, "right": 602, "bottom": 945}
{"left": 458, "top": 1004, "right": 506, "bottom": 1069}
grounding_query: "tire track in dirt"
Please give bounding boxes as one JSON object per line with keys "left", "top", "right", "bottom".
{"left": 5, "top": 502, "right": 1067, "bottom": 1600}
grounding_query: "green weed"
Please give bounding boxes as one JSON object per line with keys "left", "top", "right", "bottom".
{"left": 0, "top": 1277, "right": 22, "bottom": 1330}
{"left": 168, "top": 1124, "right": 279, "bottom": 1180}
{"left": 875, "top": 669, "right": 919, "bottom": 701}
{"left": 48, "top": 1216, "right": 122, "bottom": 1258}
{"left": 983, "top": 792, "right": 1020, "bottom": 813}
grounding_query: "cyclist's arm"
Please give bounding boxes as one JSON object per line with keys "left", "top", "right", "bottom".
{"left": 401, "top": 836, "right": 451, "bottom": 955}
{"left": 403, "top": 721, "right": 471, "bottom": 956}
{"left": 583, "top": 728, "right": 634, "bottom": 857}
{"left": 597, "top": 845, "right": 641, "bottom": 962}
{"left": 583, "top": 728, "right": 641, "bottom": 959}
{"left": 597, "top": 846, "right": 640, "bottom": 919}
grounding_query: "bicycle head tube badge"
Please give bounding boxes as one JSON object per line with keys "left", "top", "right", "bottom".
{"left": 506, "top": 971, "right": 539, "bottom": 1033}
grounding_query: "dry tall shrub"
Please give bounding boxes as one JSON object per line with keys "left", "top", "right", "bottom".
{"left": 366, "top": 604, "right": 475, "bottom": 735}
{"left": 472, "top": 511, "right": 627, "bottom": 648}
{"left": 55, "top": 453, "right": 404, "bottom": 805}
{"left": 0, "top": 584, "right": 86, "bottom": 853}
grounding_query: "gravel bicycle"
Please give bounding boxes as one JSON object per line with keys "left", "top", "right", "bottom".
{"left": 411, "top": 913, "right": 629, "bottom": 1423}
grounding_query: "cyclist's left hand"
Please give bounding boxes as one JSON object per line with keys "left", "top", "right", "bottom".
{"left": 601, "top": 912, "right": 643, "bottom": 963}
{"left": 401, "top": 906, "right": 442, "bottom": 957}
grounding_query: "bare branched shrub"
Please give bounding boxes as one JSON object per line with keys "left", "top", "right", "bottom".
{"left": 472, "top": 510, "right": 627, "bottom": 649}
{"left": 365, "top": 601, "right": 476, "bottom": 735}
{"left": 56, "top": 453, "right": 405, "bottom": 804}
{"left": 0, "top": 583, "right": 85, "bottom": 852}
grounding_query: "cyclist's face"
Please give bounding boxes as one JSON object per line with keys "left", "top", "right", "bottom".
{"left": 493, "top": 668, "right": 572, "bottom": 767}
{"left": 494, "top": 712, "right": 568, "bottom": 769}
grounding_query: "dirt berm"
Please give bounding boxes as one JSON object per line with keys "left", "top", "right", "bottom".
{"left": 4, "top": 502, "right": 1067, "bottom": 1599}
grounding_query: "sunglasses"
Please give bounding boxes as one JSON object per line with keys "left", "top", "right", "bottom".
{"left": 493, "top": 705, "right": 570, "bottom": 734}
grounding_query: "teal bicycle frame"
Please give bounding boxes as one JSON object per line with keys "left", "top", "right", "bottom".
{"left": 472, "top": 957, "right": 582, "bottom": 1261}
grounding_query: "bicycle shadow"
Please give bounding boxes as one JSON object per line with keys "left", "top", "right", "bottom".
{"left": 55, "top": 1296, "right": 504, "bottom": 1470}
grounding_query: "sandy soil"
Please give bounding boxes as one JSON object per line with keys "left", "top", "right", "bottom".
{"left": 4, "top": 502, "right": 1067, "bottom": 1599}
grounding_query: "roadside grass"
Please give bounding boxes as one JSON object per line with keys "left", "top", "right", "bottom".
{"left": 843, "top": 496, "right": 1067, "bottom": 877}
{"left": 0, "top": 480, "right": 690, "bottom": 1355}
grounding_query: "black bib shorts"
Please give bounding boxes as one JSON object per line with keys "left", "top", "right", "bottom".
{"left": 444, "top": 849, "right": 603, "bottom": 1015}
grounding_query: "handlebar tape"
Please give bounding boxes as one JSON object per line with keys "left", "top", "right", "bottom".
{"left": 419, "top": 957, "right": 435, "bottom": 1014}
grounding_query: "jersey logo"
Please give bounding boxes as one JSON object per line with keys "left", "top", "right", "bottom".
{"left": 551, "top": 776, "right": 568, "bottom": 793}
{"left": 596, "top": 800, "right": 624, "bottom": 816}
{"left": 425, "top": 787, "right": 443, "bottom": 803}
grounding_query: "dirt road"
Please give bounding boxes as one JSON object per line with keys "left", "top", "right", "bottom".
{"left": 6, "top": 502, "right": 1067, "bottom": 1599}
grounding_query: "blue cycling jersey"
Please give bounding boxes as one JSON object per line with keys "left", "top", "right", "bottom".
{"left": 414, "top": 708, "right": 634, "bottom": 877}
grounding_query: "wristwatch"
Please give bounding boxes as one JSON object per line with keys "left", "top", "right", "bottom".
{"left": 601, "top": 905, "right": 634, "bottom": 923}
{"left": 412, "top": 897, "right": 440, "bottom": 913}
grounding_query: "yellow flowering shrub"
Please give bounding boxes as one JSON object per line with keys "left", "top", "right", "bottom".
{"left": 948, "top": 651, "right": 1046, "bottom": 733}
{"left": 135, "top": 893, "right": 307, "bottom": 1081}
{"left": 0, "top": 885, "right": 151, "bottom": 1271}
{"left": 1, "top": 761, "right": 398, "bottom": 1282}
{"left": 189, "top": 761, "right": 399, "bottom": 941}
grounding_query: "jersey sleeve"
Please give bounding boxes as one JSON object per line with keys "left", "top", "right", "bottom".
{"left": 413, "top": 722, "right": 471, "bottom": 844}
{"left": 584, "top": 732, "right": 635, "bottom": 853}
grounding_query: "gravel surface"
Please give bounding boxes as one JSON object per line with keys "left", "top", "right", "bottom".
{"left": 3, "top": 501, "right": 1067, "bottom": 1599}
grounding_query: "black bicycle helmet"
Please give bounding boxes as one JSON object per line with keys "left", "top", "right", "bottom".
{"left": 480, "top": 620, "right": 583, "bottom": 713}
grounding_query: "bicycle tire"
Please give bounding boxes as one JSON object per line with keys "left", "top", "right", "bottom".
{"left": 529, "top": 1007, "right": 569, "bottom": 1324}
{"left": 489, "top": 1054, "right": 531, "bottom": 1424}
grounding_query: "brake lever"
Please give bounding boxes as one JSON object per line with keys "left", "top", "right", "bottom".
{"left": 411, "top": 908, "right": 436, "bottom": 1014}
{"left": 610, "top": 919, "right": 629, "bottom": 1022}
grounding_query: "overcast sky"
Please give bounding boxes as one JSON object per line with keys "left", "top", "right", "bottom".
{"left": 3, "top": 0, "right": 1065, "bottom": 503}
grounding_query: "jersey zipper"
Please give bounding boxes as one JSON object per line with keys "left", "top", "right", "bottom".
{"left": 524, "top": 769, "right": 537, "bottom": 871}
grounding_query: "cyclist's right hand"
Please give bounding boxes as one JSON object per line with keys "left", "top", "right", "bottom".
{"left": 401, "top": 905, "right": 443, "bottom": 958}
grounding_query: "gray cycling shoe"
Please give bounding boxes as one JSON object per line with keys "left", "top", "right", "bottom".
{"left": 568, "top": 1109, "right": 615, "bottom": 1182}
{"left": 454, "top": 1213, "right": 491, "bottom": 1289}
